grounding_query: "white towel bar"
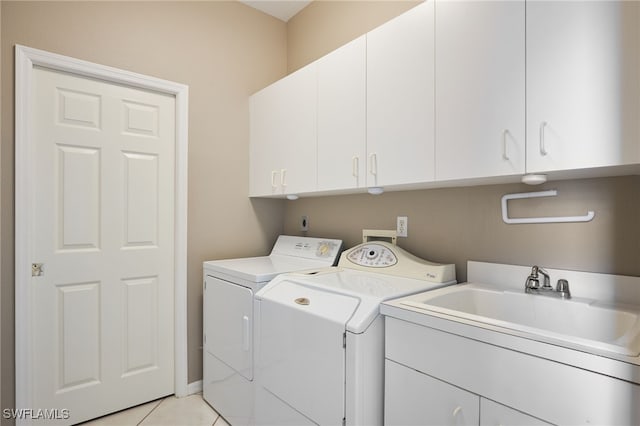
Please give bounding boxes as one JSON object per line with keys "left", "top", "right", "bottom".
{"left": 501, "top": 190, "right": 595, "bottom": 224}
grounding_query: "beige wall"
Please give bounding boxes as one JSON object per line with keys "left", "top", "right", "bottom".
{"left": 1, "top": 0, "right": 639, "bottom": 420}
{"left": 284, "top": 1, "right": 640, "bottom": 281}
{"left": 287, "top": 0, "right": 419, "bottom": 72}
{"left": 1, "top": 1, "right": 286, "bottom": 418}
{"left": 284, "top": 177, "right": 640, "bottom": 282}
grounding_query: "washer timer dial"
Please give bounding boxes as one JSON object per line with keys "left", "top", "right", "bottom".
{"left": 346, "top": 243, "right": 398, "bottom": 267}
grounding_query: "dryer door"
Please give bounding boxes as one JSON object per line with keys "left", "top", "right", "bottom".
{"left": 258, "top": 281, "right": 359, "bottom": 425}
{"left": 205, "top": 276, "right": 253, "bottom": 380}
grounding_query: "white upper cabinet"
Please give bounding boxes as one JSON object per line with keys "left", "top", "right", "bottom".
{"left": 317, "top": 36, "right": 366, "bottom": 192}
{"left": 435, "top": 0, "right": 525, "bottom": 181}
{"left": 250, "top": 86, "right": 283, "bottom": 197}
{"left": 249, "top": 64, "right": 317, "bottom": 197}
{"left": 249, "top": 0, "right": 640, "bottom": 198}
{"left": 366, "top": 1, "right": 436, "bottom": 187}
{"left": 526, "top": 1, "right": 640, "bottom": 173}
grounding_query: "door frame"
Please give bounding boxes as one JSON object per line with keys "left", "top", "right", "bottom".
{"left": 14, "top": 45, "right": 189, "bottom": 417}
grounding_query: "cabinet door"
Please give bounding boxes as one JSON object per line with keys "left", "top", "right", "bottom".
{"left": 526, "top": 1, "right": 640, "bottom": 173}
{"left": 249, "top": 84, "right": 283, "bottom": 197}
{"left": 435, "top": 0, "right": 525, "bottom": 181}
{"left": 480, "top": 399, "right": 552, "bottom": 426}
{"left": 385, "top": 360, "right": 479, "bottom": 426}
{"left": 249, "top": 64, "right": 317, "bottom": 196}
{"left": 367, "top": 1, "right": 435, "bottom": 187}
{"left": 317, "top": 36, "right": 366, "bottom": 192}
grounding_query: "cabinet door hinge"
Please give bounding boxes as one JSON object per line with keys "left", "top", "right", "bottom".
{"left": 343, "top": 332, "right": 346, "bottom": 348}
{"left": 342, "top": 417, "right": 346, "bottom": 426}
{"left": 204, "top": 280, "right": 206, "bottom": 290}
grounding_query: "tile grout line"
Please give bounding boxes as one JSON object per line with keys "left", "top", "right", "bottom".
{"left": 137, "top": 397, "right": 166, "bottom": 426}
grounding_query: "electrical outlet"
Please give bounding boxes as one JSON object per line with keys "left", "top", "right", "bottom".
{"left": 301, "top": 215, "right": 309, "bottom": 231}
{"left": 397, "top": 216, "right": 408, "bottom": 237}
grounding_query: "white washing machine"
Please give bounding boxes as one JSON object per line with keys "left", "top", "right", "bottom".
{"left": 203, "top": 235, "right": 343, "bottom": 426}
{"left": 254, "top": 240, "right": 456, "bottom": 426}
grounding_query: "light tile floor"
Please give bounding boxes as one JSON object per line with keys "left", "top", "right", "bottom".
{"left": 80, "top": 394, "right": 227, "bottom": 426}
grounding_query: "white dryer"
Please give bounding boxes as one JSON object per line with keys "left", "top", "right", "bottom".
{"left": 254, "top": 241, "right": 456, "bottom": 426}
{"left": 203, "top": 235, "right": 343, "bottom": 426}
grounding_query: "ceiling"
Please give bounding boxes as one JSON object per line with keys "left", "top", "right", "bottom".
{"left": 239, "top": 0, "right": 313, "bottom": 22}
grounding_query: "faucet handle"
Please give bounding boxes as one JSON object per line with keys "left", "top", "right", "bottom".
{"left": 530, "top": 265, "right": 539, "bottom": 277}
{"left": 525, "top": 273, "right": 540, "bottom": 290}
{"left": 556, "top": 279, "right": 571, "bottom": 299}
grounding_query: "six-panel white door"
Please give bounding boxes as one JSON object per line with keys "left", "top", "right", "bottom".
{"left": 31, "top": 67, "right": 175, "bottom": 424}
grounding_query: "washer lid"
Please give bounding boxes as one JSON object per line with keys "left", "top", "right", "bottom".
{"left": 257, "top": 268, "right": 455, "bottom": 333}
{"left": 258, "top": 280, "right": 358, "bottom": 425}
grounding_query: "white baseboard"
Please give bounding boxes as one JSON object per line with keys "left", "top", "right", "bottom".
{"left": 187, "top": 380, "right": 203, "bottom": 395}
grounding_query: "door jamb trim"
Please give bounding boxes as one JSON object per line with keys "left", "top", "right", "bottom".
{"left": 14, "top": 45, "right": 189, "bottom": 421}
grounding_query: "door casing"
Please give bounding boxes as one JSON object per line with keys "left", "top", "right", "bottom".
{"left": 14, "top": 45, "right": 189, "bottom": 422}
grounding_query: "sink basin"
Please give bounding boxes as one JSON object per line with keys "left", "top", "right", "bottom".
{"left": 401, "top": 284, "right": 640, "bottom": 357}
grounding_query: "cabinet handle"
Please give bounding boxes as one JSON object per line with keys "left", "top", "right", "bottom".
{"left": 271, "top": 170, "right": 278, "bottom": 189}
{"left": 539, "top": 121, "right": 548, "bottom": 156}
{"left": 502, "top": 129, "right": 510, "bottom": 160}
{"left": 369, "top": 153, "right": 377, "bottom": 176}
{"left": 242, "top": 315, "right": 250, "bottom": 351}
{"left": 452, "top": 406, "right": 463, "bottom": 426}
{"left": 352, "top": 156, "right": 359, "bottom": 178}
{"left": 452, "top": 406, "right": 462, "bottom": 418}
{"left": 280, "top": 168, "right": 287, "bottom": 187}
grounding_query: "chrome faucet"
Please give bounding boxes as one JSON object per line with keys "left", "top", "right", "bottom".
{"left": 525, "top": 266, "right": 571, "bottom": 299}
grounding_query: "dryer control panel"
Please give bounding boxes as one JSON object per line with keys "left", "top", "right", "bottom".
{"left": 271, "top": 235, "right": 343, "bottom": 263}
{"left": 346, "top": 244, "right": 398, "bottom": 267}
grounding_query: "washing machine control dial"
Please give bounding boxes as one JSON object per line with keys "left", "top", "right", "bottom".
{"left": 347, "top": 244, "right": 398, "bottom": 267}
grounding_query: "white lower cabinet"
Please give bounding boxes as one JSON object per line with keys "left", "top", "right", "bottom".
{"left": 480, "top": 399, "right": 550, "bottom": 426}
{"left": 385, "top": 360, "right": 550, "bottom": 426}
{"left": 384, "top": 317, "right": 640, "bottom": 426}
{"left": 385, "top": 359, "right": 479, "bottom": 426}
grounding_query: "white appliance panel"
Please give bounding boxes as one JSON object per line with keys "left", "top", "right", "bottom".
{"left": 203, "top": 235, "right": 343, "bottom": 426}
{"left": 259, "top": 282, "right": 360, "bottom": 425}
{"left": 205, "top": 276, "right": 253, "bottom": 380}
{"left": 253, "top": 238, "right": 455, "bottom": 426}
{"left": 270, "top": 235, "right": 342, "bottom": 260}
{"left": 260, "top": 269, "right": 453, "bottom": 333}
{"left": 255, "top": 385, "right": 316, "bottom": 426}
{"left": 203, "top": 351, "right": 254, "bottom": 426}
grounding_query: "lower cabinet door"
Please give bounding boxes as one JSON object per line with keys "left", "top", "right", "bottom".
{"left": 480, "top": 399, "right": 552, "bottom": 426}
{"left": 385, "top": 359, "right": 479, "bottom": 426}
